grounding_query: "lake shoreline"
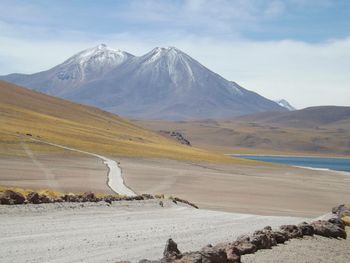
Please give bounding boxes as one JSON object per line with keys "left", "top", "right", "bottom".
{"left": 231, "top": 154, "right": 350, "bottom": 173}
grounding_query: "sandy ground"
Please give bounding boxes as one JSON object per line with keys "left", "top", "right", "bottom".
{"left": 0, "top": 200, "right": 308, "bottom": 263}
{"left": 1, "top": 152, "right": 349, "bottom": 217}
{"left": 242, "top": 232, "right": 350, "bottom": 263}
{"left": 31, "top": 139, "right": 136, "bottom": 196}
{"left": 0, "top": 155, "right": 114, "bottom": 194}
{"left": 120, "top": 158, "right": 350, "bottom": 217}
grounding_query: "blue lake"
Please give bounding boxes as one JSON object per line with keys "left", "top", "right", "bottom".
{"left": 234, "top": 155, "right": 350, "bottom": 172}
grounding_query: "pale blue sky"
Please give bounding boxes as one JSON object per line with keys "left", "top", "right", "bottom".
{"left": 1, "top": 0, "right": 350, "bottom": 108}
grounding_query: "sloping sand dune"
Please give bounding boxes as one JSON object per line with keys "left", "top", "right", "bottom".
{"left": 0, "top": 200, "right": 307, "bottom": 263}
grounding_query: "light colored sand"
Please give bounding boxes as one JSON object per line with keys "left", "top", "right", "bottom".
{"left": 120, "top": 158, "right": 350, "bottom": 217}
{"left": 0, "top": 200, "right": 308, "bottom": 263}
{"left": 0, "top": 155, "right": 113, "bottom": 194}
{"left": 1, "top": 152, "right": 349, "bottom": 217}
{"left": 242, "top": 233, "right": 350, "bottom": 263}
{"left": 31, "top": 139, "right": 136, "bottom": 196}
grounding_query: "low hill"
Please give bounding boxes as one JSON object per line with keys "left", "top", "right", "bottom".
{"left": 236, "top": 106, "right": 350, "bottom": 128}
{"left": 0, "top": 81, "right": 242, "bottom": 163}
{"left": 136, "top": 116, "right": 350, "bottom": 156}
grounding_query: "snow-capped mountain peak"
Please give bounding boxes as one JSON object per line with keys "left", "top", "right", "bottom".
{"left": 275, "top": 99, "right": 296, "bottom": 111}
{"left": 62, "top": 44, "right": 132, "bottom": 67}
{"left": 1, "top": 44, "right": 286, "bottom": 120}
{"left": 53, "top": 44, "right": 134, "bottom": 83}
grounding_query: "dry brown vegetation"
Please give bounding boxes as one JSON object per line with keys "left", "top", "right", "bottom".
{"left": 0, "top": 81, "right": 250, "bottom": 164}
{"left": 136, "top": 118, "right": 350, "bottom": 156}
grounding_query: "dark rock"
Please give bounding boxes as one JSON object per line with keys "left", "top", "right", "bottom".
{"left": 224, "top": 246, "right": 241, "bottom": 263}
{"left": 0, "top": 190, "right": 25, "bottom": 205}
{"left": 163, "top": 239, "right": 182, "bottom": 261}
{"left": 139, "top": 260, "right": 162, "bottom": 263}
{"left": 27, "top": 192, "right": 41, "bottom": 204}
{"left": 250, "top": 233, "right": 272, "bottom": 250}
{"left": 280, "top": 225, "right": 303, "bottom": 239}
{"left": 200, "top": 245, "right": 227, "bottom": 263}
{"left": 54, "top": 197, "right": 64, "bottom": 203}
{"left": 332, "top": 204, "right": 346, "bottom": 214}
{"left": 159, "top": 131, "right": 191, "bottom": 146}
{"left": 251, "top": 228, "right": 277, "bottom": 248}
{"left": 39, "top": 194, "right": 52, "bottom": 203}
{"left": 273, "top": 231, "right": 289, "bottom": 244}
{"left": 62, "top": 194, "right": 80, "bottom": 202}
{"left": 332, "top": 204, "right": 350, "bottom": 217}
{"left": 328, "top": 218, "right": 345, "bottom": 230}
{"left": 174, "top": 252, "right": 202, "bottom": 263}
{"left": 82, "top": 192, "right": 96, "bottom": 202}
{"left": 311, "top": 220, "right": 347, "bottom": 239}
{"left": 236, "top": 235, "right": 250, "bottom": 242}
{"left": 298, "top": 222, "right": 315, "bottom": 236}
{"left": 141, "top": 194, "right": 154, "bottom": 200}
{"left": 232, "top": 241, "right": 257, "bottom": 255}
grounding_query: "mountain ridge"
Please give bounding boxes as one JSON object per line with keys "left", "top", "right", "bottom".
{"left": 0, "top": 44, "right": 285, "bottom": 120}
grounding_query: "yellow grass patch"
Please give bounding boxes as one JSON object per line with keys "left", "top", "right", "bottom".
{"left": 0, "top": 81, "right": 252, "bottom": 164}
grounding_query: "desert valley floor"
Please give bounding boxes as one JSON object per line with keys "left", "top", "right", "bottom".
{"left": 1, "top": 140, "right": 350, "bottom": 217}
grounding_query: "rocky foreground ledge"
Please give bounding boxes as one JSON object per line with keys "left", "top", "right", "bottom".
{"left": 119, "top": 205, "right": 350, "bottom": 263}
{"left": 0, "top": 188, "right": 198, "bottom": 208}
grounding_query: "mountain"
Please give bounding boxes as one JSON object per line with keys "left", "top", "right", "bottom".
{"left": 236, "top": 106, "right": 350, "bottom": 128}
{"left": 1, "top": 45, "right": 285, "bottom": 120}
{"left": 0, "top": 80, "right": 238, "bottom": 163}
{"left": 2, "top": 44, "right": 134, "bottom": 97}
{"left": 275, "top": 99, "right": 295, "bottom": 111}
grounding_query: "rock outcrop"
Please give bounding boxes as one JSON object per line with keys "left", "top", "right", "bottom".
{"left": 0, "top": 190, "right": 25, "bottom": 204}
{"left": 137, "top": 205, "right": 348, "bottom": 263}
{"left": 311, "top": 220, "right": 347, "bottom": 239}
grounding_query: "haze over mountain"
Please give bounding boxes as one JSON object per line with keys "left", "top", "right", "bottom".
{"left": 236, "top": 106, "right": 350, "bottom": 128}
{"left": 1, "top": 44, "right": 285, "bottom": 120}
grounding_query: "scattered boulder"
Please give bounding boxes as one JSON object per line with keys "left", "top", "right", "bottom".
{"left": 280, "top": 225, "right": 303, "bottom": 239}
{"left": 250, "top": 227, "right": 279, "bottom": 249}
{"left": 298, "top": 222, "right": 315, "bottom": 236}
{"left": 163, "top": 239, "right": 182, "bottom": 261}
{"left": 142, "top": 194, "right": 154, "bottom": 200}
{"left": 273, "top": 231, "right": 289, "bottom": 244}
{"left": 0, "top": 190, "right": 25, "bottom": 205}
{"left": 159, "top": 131, "right": 191, "bottom": 146}
{"left": 39, "top": 194, "right": 52, "bottom": 203}
{"left": 82, "top": 192, "right": 97, "bottom": 202}
{"left": 250, "top": 232, "right": 273, "bottom": 250}
{"left": 232, "top": 241, "right": 257, "bottom": 255}
{"left": 311, "top": 220, "right": 347, "bottom": 239}
{"left": 27, "top": 192, "right": 41, "bottom": 204}
{"left": 332, "top": 204, "right": 346, "bottom": 214}
{"left": 174, "top": 252, "right": 202, "bottom": 263}
{"left": 236, "top": 235, "right": 250, "bottom": 242}
{"left": 224, "top": 246, "right": 241, "bottom": 263}
{"left": 332, "top": 204, "right": 350, "bottom": 217}
{"left": 328, "top": 218, "right": 345, "bottom": 230}
{"left": 62, "top": 194, "right": 80, "bottom": 202}
{"left": 200, "top": 245, "right": 228, "bottom": 263}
